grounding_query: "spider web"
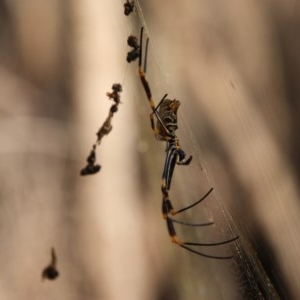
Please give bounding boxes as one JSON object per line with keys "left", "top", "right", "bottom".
{"left": 126, "top": 1, "right": 282, "bottom": 299}
{"left": 0, "top": 0, "right": 292, "bottom": 299}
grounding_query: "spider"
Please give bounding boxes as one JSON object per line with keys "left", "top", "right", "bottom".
{"left": 80, "top": 83, "right": 122, "bottom": 175}
{"left": 42, "top": 247, "right": 59, "bottom": 280}
{"left": 153, "top": 94, "right": 238, "bottom": 259}
{"left": 127, "top": 27, "right": 238, "bottom": 259}
{"left": 124, "top": 0, "right": 134, "bottom": 16}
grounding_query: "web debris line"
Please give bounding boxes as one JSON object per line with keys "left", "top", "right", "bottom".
{"left": 80, "top": 83, "right": 123, "bottom": 175}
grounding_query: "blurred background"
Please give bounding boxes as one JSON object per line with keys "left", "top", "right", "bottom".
{"left": 0, "top": 0, "right": 300, "bottom": 299}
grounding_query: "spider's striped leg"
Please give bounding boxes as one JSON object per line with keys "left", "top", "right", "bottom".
{"left": 161, "top": 145, "right": 213, "bottom": 222}
{"left": 165, "top": 215, "right": 238, "bottom": 259}
{"left": 149, "top": 94, "right": 172, "bottom": 140}
{"left": 161, "top": 144, "right": 210, "bottom": 217}
{"left": 138, "top": 27, "right": 171, "bottom": 138}
{"left": 162, "top": 188, "right": 215, "bottom": 227}
{"left": 171, "top": 187, "right": 214, "bottom": 216}
{"left": 138, "top": 28, "right": 156, "bottom": 112}
{"left": 160, "top": 146, "right": 238, "bottom": 259}
{"left": 161, "top": 144, "right": 177, "bottom": 207}
{"left": 162, "top": 181, "right": 237, "bottom": 259}
{"left": 176, "top": 146, "right": 193, "bottom": 165}
{"left": 168, "top": 187, "right": 215, "bottom": 227}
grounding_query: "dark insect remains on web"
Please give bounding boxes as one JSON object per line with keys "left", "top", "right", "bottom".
{"left": 124, "top": 0, "right": 134, "bottom": 16}
{"left": 80, "top": 83, "right": 122, "bottom": 176}
{"left": 127, "top": 27, "right": 239, "bottom": 259}
{"left": 42, "top": 247, "right": 59, "bottom": 280}
{"left": 126, "top": 34, "right": 140, "bottom": 63}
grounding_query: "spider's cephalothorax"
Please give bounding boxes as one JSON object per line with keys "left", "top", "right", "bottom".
{"left": 156, "top": 99, "right": 180, "bottom": 140}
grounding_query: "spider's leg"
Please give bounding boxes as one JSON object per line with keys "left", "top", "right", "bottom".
{"left": 162, "top": 174, "right": 214, "bottom": 227}
{"left": 184, "top": 235, "right": 239, "bottom": 247}
{"left": 161, "top": 144, "right": 178, "bottom": 218}
{"left": 152, "top": 94, "right": 172, "bottom": 128}
{"left": 176, "top": 147, "right": 193, "bottom": 165}
{"left": 163, "top": 190, "right": 237, "bottom": 259}
{"left": 166, "top": 216, "right": 237, "bottom": 259}
{"left": 138, "top": 29, "right": 159, "bottom": 133}
{"left": 138, "top": 28, "right": 154, "bottom": 109}
{"left": 161, "top": 145, "right": 213, "bottom": 216}
{"left": 179, "top": 244, "right": 234, "bottom": 259}
{"left": 163, "top": 196, "right": 214, "bottom": 227}
{"left": 172, "top": 187, "right": 214, "bottom": 215}
{"left": 150, "top": 94, "right": 174, "bottom": 139}
{"left": 161, "top": 145, "right": 205, "bottom": 217}
{"left": 161, "top": 144, "right": 177, "bottom": 194}
{"left": 137, "top": 28, "right": 172, "bottom": 138}
{"left": 171, "top": 218, "right": 214, "bottom": 227}
{"left": 160, "top": 146, "right": 235, "bottom": 259}
{"left": 143, "top": 35, "right": 149, "bottom": 73}
{"left": 138, "top": 27, "right": 144, "bottom": 72}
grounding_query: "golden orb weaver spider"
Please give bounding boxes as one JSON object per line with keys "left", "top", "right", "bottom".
{"left": 127, "top": 27, "right": 238, "bottom": 259}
